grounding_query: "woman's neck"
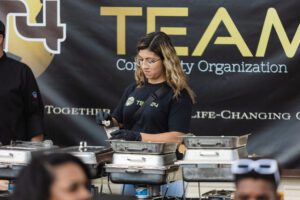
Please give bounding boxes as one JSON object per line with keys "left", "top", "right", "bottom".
{"left": 147, "top": 76, "right": 166, "bottom": 84}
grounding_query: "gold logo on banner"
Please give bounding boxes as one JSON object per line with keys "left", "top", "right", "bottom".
{"left": 100, "top": 7, "right": 300, "bottom": 58}
{"left": 0, "top": 0, "right": 66, "bottom": 76}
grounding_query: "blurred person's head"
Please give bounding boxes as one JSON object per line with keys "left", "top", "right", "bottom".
{"left": 232, "top": 158, "right": 281, "bottom": 200}
{"left": 0, "top": 20, "right": 5, "bottom": 51}
{"left": 12, "top": 153, "right": 91, "bottom": 200}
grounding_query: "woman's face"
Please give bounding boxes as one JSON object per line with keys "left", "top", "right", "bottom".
{"left": 137, "top": 49, "right": 165, "bottom": 84}
{"left": 49, "top": 162, "right": 91, "bottom": 200}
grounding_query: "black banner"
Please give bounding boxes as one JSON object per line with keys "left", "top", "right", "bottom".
{"left": 1, "top": 0, "right": 300, "bottom": 168}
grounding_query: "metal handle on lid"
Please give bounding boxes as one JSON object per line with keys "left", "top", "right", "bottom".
{"left": 125, "top": 147, "right": 149, "bottom": 152}
{"left": 197, "top": 142, "right": 224, "bottom": 147}
{"left": 43, "top": 140, "right": 53, "bottom": 147}
{"left": 199, "top": 152, "right": 220, "bottom": 157}
{"left": 79, "top": 141, "right": 87, "bottom": 147}
{"left": 127, "top": 157, "right": 146, "bottom": 162}
{"left": 125, "top": 168, "right": 141, "bottom": 174}
{"left": 79, "top": 141, "right": 88, "bottom": 152}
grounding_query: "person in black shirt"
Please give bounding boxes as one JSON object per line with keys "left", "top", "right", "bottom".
{"left": 97, "top": 32, "right": 196, "bottom": 143}
{"left": 0, "top": 20, "right": 44, "bottom": 144}
{"left": 96, "top": 32, "right": 196, "bottom": 197}
{"left": 0, "top": 20, "right": 44, "bottom": 190}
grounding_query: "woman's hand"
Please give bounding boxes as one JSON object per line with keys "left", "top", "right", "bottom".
{"left": 31, "top": 134, "right": 44, "bottom": 141}
{"left": 96, "top": 111, "right": 112, "bottom": 127}
{"left": 110, "top": 130, "right": 141, "bottom": 141}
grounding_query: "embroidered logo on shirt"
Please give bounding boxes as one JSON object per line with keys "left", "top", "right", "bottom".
{"left": 136, "top": 100, "right": 159, "bottom": 108}
{"left": 150, "top": 102, "right": 159, "bottom": 108}
{"left": 125, "top": 97, "right": 135, "bottom": 106}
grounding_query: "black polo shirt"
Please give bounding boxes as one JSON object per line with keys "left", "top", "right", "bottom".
{"left": 0, "top": 52, "right": 44, "bottom": 145}
{"left": 113, "top": 82, "right": 193, "bottom": 134}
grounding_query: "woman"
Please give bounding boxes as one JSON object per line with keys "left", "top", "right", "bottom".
{"left": 12, "top": 153, "right": 91, "bottom": 200}
{"left": 97, "top": 31, "right": 196, "bottom": 143}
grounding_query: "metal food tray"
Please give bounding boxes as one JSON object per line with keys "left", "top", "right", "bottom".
{"left": 180, "top": 164, "right": 233, "bottom": 182}
{"left": 57, "top": 145, "right": 113, "bottom": 179}
{"left": 183, "top": 134, "right": 250, "bottom": 149}
{"left": 59, "top": 146, "right": 113, "bottom": 165}
{"left": 109, "top": 140, "right": 177, "bottom": 154}
{"left": 0, "top": 140, "right": 58, "bottom": 165}
{"left": 6, "top": 140, "right": 54, "bottom": 148}
{"left": 0, "top": 164, "right": 23, "bottom": 180}
{"left": 182, "top": 147, "right": 248, "bottom": 162}
{"left": 112, "top": 153, "right": 176, "bottom": 167}
{"left": 105, "top": 164, "right": 179, "bottom": 185}
{"left": 201, "top": 190, "right": 234, "bottom": 199}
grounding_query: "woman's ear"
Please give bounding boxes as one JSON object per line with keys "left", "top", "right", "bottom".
{"left": 0, "top": 34, "right": 4, "bottom": 49}
{"left": 0, "top": 35, "right": 3, "bottom": 47}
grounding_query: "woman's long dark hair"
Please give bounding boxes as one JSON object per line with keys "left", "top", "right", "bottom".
{"left": 11, "top": 153, "right": 91, "bottom": 200}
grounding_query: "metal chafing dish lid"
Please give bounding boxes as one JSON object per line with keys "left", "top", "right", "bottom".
{"left": 0, "top": 140, "right": 58, "bottom": 167}
{"left": 180, "top": 134, "right": 250, "bottom": 139}
{"left": 107, "top": 140, "right": 173, "bottom": 144}
{"left": 111, "top": 153, "right": 177, "bottom": 167}
{"left": 181, "top": 134, "right": 250, "bottom": 149}
{"left": 105, "top": 164, "right": 178, "bottom": 173}
{"left": 108, "top": 140, "right": 177, "bottom": 154}
{"left": 58, "top": 142, "right": 113, "bottom": 165}
{"left": 181, "top": 147, "right": 248, "bottom": 164}
{"left": 61, "top": 147, "right": 112, "bottom": 163}
{"left": 175, "top": 160, "right": 233, "bottom": 165}
{"left": 61, "top": 146, "right": 112, "bottom": 153}
{"left": 0, "top": 140, "right": 56, "bottom": 150}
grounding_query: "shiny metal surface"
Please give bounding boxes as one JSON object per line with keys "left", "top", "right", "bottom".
{"left": 181, "top": 147, "right": 248, "bottom": 163}
{"left": 183, "top": 134, "right": 250, "bottom": 149}
{"left": 60, "top": 146, "right": 113, "bottom": 165}
{"left": 177, "top": 136, "right": 249, "bottom": 182}
{"left": 109, "top": 141, "right": 177, "bottom": 154}
{"left": 181, "top": 164, "right": 233, "bottom": 182}
{"left": 0, "top": 140, "right": 57, "bottom": 165}
{"left": 105, "top": 164, "right": 179, "bottom": 185}
{"left": 0, "top": 140, "right": 57, "bottom": 179}
{"left": 112, "top": 153, "right": 176, "bottom": 167}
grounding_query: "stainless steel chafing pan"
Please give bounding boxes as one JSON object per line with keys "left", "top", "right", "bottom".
{"left": 182, "top": 134, "right": 250, "bottom": 149}
{"left": 109, "top": 140, "right": 177, "bottom": 154}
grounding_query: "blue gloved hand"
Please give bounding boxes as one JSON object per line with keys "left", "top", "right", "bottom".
{"left": 110, "top": 129, "right": 141, "bottom": 141}
{"left": 96, "top": 110, "right": 112, "bottom": 126}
